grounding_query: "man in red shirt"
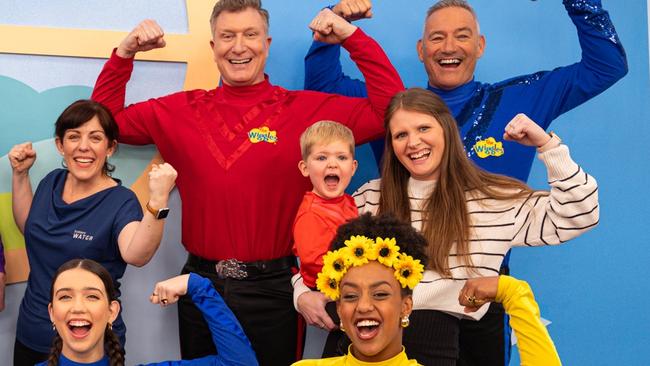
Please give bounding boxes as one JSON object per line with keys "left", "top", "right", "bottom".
{"left": 91, "top": 1, "right": 403, "bottom": 364}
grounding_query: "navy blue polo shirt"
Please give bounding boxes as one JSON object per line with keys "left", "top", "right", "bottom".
{"left": 17, "top": 169, "right": 142, "bottom": 352}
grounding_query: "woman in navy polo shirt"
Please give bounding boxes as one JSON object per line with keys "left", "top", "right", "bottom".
{"left": 8, "top": 100, "right": 178, "bottom": 366}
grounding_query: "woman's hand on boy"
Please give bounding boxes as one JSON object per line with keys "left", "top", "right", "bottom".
{"left": 297, "top": 290, "right": 336, "bottom": 330}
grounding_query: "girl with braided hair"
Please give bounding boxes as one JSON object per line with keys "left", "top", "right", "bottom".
{"left": 40, "top": 259, "right": 124, "bottom": 366}
{"left": 40, "top": 259, "right": 258, "bottom": 366}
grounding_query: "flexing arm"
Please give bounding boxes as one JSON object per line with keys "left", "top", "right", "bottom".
{"left": 117, "top": 163, "right": 177, "bottom": 267}
{"left": 460, "top": 276, "right": 562, "bottom": 366}
{"left": 514, "top": 0, "right": 627, "bottom": 128}
{"left": 91, "top": 20, "right": 166, "bottom": 145}
{"left": 304, "top": 1, "right": 372, "bottom": 96}
{"left": 143, "top": 274, "right": 258, "bottom": 366}
{"left": 308, "top": 9, "right": 403, "bottom": 143}
{"left": 8, "top": 142, "right": 36, "bottom": 233}
{"left": 505, "top": 115, "right": 599, "bottom": 246}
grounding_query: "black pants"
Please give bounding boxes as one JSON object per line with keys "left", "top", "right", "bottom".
{"left": 459, "top": 302, "right": 510, "bottom": 366}
{"left": 178, "top": 258, "right": 297, "bottom": 366}
{"left": 322, "top": 306, "right": 460, "bottom": 366}
{"left": 13, "top": 339, "right": 48, "bottom": 366}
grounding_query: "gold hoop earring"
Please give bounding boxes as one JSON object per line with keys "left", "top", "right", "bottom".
{"left": 108, "top": 322, "right": 113, "bottom": 331}
{"left": 339, "top": 321, "right": 345, "bottom": 333}
{"left": 401, "top": 315, "right": 410, "bottom": 328}
{"left": 52, "top": 323, "right": 56, "bottom": 331}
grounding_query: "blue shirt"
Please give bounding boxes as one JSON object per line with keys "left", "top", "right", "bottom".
{"left": 303, "top": 0, "right": 627, "bottom": 182}
{"left": 37, "top": 355, "right": 109, "bottom": 366}
{"left": 17, "top": 168, "right": 142, "bottom": 353}
{"left": 39, "top": 274, "right": 258, "bottom": 366}
{"left": 139, "top": 273, "right": 258, "bottom": 366}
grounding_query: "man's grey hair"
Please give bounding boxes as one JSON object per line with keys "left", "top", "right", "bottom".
{"left": 426, "top": 0, "right": 480, "bottom": 32}
{"left": 210, "top": 0, "right": 270, "bottom": 36}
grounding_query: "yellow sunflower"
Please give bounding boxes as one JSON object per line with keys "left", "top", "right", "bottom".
{"left": 321, "top": 249, "right": 349, "bottom": 281}
{"left": 372, "top": 237, "right": 401, "bottom": 267}
{"left": 316, "top": 270, "right": 340, "bottom": 300}
{"left": 344, "top": 235, "right": 375, "bottom": 266}
{"left": 393, "top": 254, "right": 425, "bottom": 289}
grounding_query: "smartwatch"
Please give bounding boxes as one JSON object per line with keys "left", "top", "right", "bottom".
{"left": 146, "top": 201, "right": 170, "bottom": 220}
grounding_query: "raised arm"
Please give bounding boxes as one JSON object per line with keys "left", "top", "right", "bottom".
{"left": 511, "top": 0, "right": 627, "bottom": 128}
{"left": 308, "top": 9, "right": 404, "bottom": 144}
{"left": 460, "top": 276, "right": 562, "bottom": 366}
{"left": 304, "top": 1, "right": 372, "bottom": 96}
{"left": 117, "top": 163, "right": 177, "bottom": 267}
{"left": 505, "top": 114, "right": 599, "bottom": 246}
{"left": 144, "top": 273, "right": 258, "bottom": 366}
{"left": 8, "top": 142, "right": 36, "bottom": 234}
{"left": 91, "top": 20, "right": 167, "bottom": 145}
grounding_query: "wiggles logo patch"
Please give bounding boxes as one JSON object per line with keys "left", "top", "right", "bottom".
{"left": 248, "top": 126, "right": 278, "bottom": 144}
{"left": 473, "top": 137, "right": 504, "bottom": 158}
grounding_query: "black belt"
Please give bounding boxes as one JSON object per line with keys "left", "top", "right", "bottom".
{"left": 187, "top": 254, "right": 296, "bottom": 280}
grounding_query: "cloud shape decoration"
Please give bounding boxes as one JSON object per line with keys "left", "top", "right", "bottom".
{"left": 0, "top": 75, "right": 93, "bottom": 156}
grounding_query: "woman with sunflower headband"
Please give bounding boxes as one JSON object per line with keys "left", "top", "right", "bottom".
{"left": 295, "top": 88, "right": 597, "bottom": 365}
{"left": 294, "top": 213, "right": 428, "bottom": 365}
{"left": 294, "top": 214, "right": 561, "bottom": 366}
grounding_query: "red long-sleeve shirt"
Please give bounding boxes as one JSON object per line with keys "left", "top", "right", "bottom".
{"left": 292, "top": 192, "right": 358, "bottom": 288}
{"left": 92, "top": 29, "right": 403, "bottom": 261}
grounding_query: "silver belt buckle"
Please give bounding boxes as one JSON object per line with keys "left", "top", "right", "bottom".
{"left": 215, "top": 259, "right": 248, "bottom": 280}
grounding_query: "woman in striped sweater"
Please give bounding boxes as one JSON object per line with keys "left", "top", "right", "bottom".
{"left": 295, "top": 88, "right": 597, "bottom": 365}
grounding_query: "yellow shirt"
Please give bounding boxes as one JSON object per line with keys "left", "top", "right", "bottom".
{"left": 293, "top": 347, "right": 420, "bottom": 366}
{"left": 497, "top": 276, "right": 562, "bottom": 366}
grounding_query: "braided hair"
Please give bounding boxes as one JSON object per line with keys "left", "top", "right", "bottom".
{"left": 47, "top": 259, "right": 124, "bottom": 366}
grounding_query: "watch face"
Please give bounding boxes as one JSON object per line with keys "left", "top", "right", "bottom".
{"left": 157, "top": 208, "right": 170, "bottom": 219}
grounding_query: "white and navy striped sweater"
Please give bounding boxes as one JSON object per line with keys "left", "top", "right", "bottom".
{"left": 292, "top": 144, "right": 598, "bottom": 320}
{"left": 353, "top": 144, "right": 598, "bottom": 319}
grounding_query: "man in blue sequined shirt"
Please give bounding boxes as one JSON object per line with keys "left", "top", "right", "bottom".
{"left": 302, "top": 0, "right": 627, "bottom": 365}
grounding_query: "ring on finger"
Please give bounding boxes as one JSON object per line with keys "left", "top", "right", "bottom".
{"left": 466, "top": 295, "right": 477, "bottom": 306}
{"left": 161, "top": 298, "right": 168, "bottom": 305}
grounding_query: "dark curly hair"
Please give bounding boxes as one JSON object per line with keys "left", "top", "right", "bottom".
{"left": 330, "top": 213, "right": 429, "bottom": 296}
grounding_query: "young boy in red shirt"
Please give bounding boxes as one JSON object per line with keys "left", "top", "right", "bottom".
{"left": 293, "top": 121, "right": 359, "bottom": 291}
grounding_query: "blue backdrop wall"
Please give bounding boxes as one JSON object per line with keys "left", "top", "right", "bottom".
{"left": 0, "top": 1, "right": 648, "bottom": 365}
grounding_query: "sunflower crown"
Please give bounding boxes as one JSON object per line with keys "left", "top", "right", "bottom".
{"left": 316, "top": 235, "right": 425, "bottom": 300}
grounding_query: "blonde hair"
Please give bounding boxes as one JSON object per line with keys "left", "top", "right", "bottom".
{"left": 300, "top": 121, "right": 355, "bottom": 160}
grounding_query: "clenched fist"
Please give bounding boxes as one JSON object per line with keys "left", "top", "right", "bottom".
{"left": 309, "top": 8, "right": 358, "bottom": 44}
{"left": 9, "top": 142, "right": 37, "bottom": 175}
{"left": 117, "top": 19, "right": 166, "bottom": 59}
{"left": 503, "top": 113, "right": 552, "bottom": 148}
{"left": 147, "top": 162, "right": 177, "bottom": 208}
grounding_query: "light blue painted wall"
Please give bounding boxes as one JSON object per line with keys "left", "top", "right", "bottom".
{"left": 0, "top": 1, "right": 647, "bottom": 365}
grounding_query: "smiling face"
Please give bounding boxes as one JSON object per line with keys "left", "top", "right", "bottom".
{"left": 55, "top": 115, "right": 115, "bottom": 185}
{"left": 417, "top": 6, "right": 485, "bottom": 90}
{"left": 49, "top": 268, "right": 119, "bottom": 363}
{"left": 210, "top": 7, "right": 271, "bottom": 87}
{"left": 299, "top": 140, "right": 358, "bottom": 200}
{"left": 337, "top": 261, "right": 412, "bottom": 362}
{"left": 389, "top": 109, "right": 445, "bottom": 181}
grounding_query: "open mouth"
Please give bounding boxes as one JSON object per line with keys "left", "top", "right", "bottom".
{"left": 73, "top": 157, "right": 95, "bottom": 165}
{"left": 355, "top": 319, "right": 380, "bottom": 340}
{"left": 229, "top": 58, "right": 252, "bottom": 65}
{"left": 409, "top": 149, "right": 430, "bottom": 161}
{"left": 324, "top": 174, "right": 340, "bottom": 188}
{"left": 438, "top": 58, "right": 461, "bottom": 68}
{"left": 67, "top": 320, "right": 92, "bottom": 339}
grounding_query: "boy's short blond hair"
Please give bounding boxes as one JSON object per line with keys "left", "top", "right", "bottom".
{"left": 300, "top": 121, "right": 355, "bottom": 160}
